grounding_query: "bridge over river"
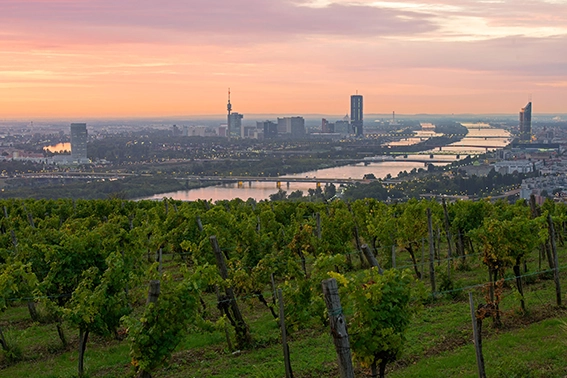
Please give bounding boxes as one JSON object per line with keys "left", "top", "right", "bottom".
{"left": 177, "top": 175, "right": 371, "bottom": 188}
{"left": 176, "top": 175, "right": 409, "bottom": 189}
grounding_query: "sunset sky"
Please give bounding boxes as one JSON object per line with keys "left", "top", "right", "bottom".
{"left": 1, "top": 0, "right": 566, "bottom": 118}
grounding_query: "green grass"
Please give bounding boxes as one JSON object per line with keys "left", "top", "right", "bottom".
{"left": 391, "top": 316, "right": 567, "bottom": 378}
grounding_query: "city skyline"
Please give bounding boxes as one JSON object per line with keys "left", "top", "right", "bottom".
{"left": 1, "top": 0, "right": 566, "bottom": 117}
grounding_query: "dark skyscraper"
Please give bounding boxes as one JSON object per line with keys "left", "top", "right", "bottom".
{"left": 228, "top": 112, "right": 243, "bottom": 137}
{"left": 519, "top": 102, "right": 532, "bottom": 142}
{"left": 350, "top": 94, "right": 363, "bottom": 136}
{"left": 277, "top": 117, "right": 305, "bottom": 137}
{"left": 70, "top": 123, "right": 88, "bottom": 163}
{"left": 258, "top": 120, "right": 277, "bottom": 138}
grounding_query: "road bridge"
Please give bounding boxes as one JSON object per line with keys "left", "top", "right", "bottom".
{"left": 16, "top": 173, "right": 128, "bottom": 180}
{"left": 430, "top": 145, "right": 508, "bottom": 152}
{"left": 179, "top": 175, "right": 366, "bottom": 186}
{"left": 369, "top": 133, "right": 510, "bottom": 139}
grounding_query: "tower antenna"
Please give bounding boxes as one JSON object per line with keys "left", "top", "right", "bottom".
{"left": 227, "top": 88, "right": 232, "bottom": 141}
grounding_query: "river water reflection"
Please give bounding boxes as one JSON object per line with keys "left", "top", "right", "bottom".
{"left": 44, "top": 142, "right": 71, "bottom": 153}
{"left": 144, "top": 124, "right": 511, "bottom": 202}
{"left": 144, "top": 160, "right": 450, "bottom": 202}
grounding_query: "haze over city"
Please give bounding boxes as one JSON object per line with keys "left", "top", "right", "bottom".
{"left": 1, "top": 0, "right": 566, "bottom": 118}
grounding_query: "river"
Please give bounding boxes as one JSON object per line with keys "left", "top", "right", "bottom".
{"left": 143, "top": 123, "right": 511, "bottom": 202}
{"left": 43, "top": 142, "right": 71, "bottom": 153}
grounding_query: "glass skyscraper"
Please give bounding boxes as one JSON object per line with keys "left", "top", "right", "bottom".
{"left": 519, "top": 102, "right": 532, "bottom": 142}
{"left": 70, "top": 123, "right": 88, "bottom": 163}
{"left": 350, "top": 94, "right": 363, "bottom": 136}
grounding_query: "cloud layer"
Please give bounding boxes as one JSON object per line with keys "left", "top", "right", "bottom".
{"left": 0, "top": 0, "right": 566, "bottom": 116}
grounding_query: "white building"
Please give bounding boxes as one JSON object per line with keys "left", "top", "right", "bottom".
{"left": 520, "top": 175, "right": 567, "bottom": 200}
{"left": 182, "top": 126, "right": 217, "bottom": 137}
{"left": 493, "top": 160, "right": 543, "bottom": 175}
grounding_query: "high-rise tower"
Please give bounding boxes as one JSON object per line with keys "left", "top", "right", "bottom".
{"left": 70, "top": 123, "right": 88, "bottom": 163}
{"left": 227, "top": 88, "right": 232, "bottom": 141}
{"left": 350, "top": 94, "right": 363, "bottom": 136}
{"left": 519, "top": 102, "right": 532, "bottom": 142}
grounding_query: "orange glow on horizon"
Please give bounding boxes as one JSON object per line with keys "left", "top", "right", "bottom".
{"left": 0, "top": 0, "right": 566, "bottom": 118}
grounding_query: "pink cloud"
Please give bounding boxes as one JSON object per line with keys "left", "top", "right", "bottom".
{"left": 0, "top": 0, "right": 435, "bottom": 46}
{"left": 0, "top": 0, "right": 566, "bottom": 116}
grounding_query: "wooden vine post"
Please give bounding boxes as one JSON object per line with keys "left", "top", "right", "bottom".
{"left": 348, "top": 204, "right": 366, "bottom": 267}
{"left": 362, "top": 244, "right": 384, "bottom": 274}
{"left": 321, "top": 278, "right": 355, "bottom": 378}
{"left": 469, "top": 293, "right": 486, "bottom": 378}
{"left": 210, "top": 235, "right": 252, "bottom": 348}
{"left": 136, "top": 280, "right": 161, "bottom": 378}
{"left": 427, "top": 208, "right": 436, "bottom": 295}
{"left": 442, "top": 198, "right": 453, "bottom": 279}
{"left": 421, "top": 239, "right": 425, "bottom": 280}
{"left": 531, "top": 195, "right": 554, "bottom": 270}
{"left": 147, "top": 280, "right": 160, "bottom": 304}
{"left": 278, "top": 289, "right": 293, "bottom": 378}
{"left": 391, "top": 245, "right": 396, "bottom": 269}
{"left": 196, "top": 216, "right": 204, "bottom": 232}
{"left": 547, "top": 214, "right": 562, "bottom": 306}
{"left": 353, "top": 223, "right": 365, "bottom": 267}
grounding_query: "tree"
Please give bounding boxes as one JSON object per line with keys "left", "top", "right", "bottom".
{"left": 324, "top": 183, "right": 337, "bottom": 199}
{"left": 335, "top": 268, "right": 423, "bottom": 378}
{"left": 269, "top": 189, "right": 287, "bottom": 201}
{"left": 395, "top": 200, "right": 441, "bottom": 278}
{"left": 66, "top": 253, "right": 132, "bottom": 377}
{"left": 0, "top": 262, "right": 38, "bottom": 352}
{"left": 123, "top": 267, "right": 212, "bottom": 378}
{"left": 450, "top": 200, "right": 493, "bottom": 263}
{"left": 473, "top": 217, "right": 540, "bottom": 313}
{"left": 288, "top": 190, "right": 304, "bottom": 200}
{"left": 366, "top": 201, "right": 398, "bottom": 262}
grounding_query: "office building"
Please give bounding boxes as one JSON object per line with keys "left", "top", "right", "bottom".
{"left": 519, "top": 102, "right": 532, "bottom": 142}
{"left": 277, "top": 117, "right": 305, "bottom": 137}
{"left": 184, "top": 126, "right": 218, "bottom": 137}
{"left": 334, "top": 115, "right": 351, "bottom": 135}
{"left": 241, "top": 125, "right": 257, "bottom": 138}
{"left": 322, "top": 118, "right": 334, "bottom": 133}
{"left": 70, "top": 123, "right": 88, "bottom": 164}
{"left": 258, "top": 120, "right": 278, "bottom": 138}
{"left": 350, "top": 94, "right": 363, "bottom": 136}
{"left": 227, "top": 112, "right": 243, "bottom": 138}
{"left": 494, "top": 160, "right": 540, "bottom": 175}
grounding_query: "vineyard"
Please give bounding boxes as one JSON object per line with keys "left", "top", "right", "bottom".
{"left": 0, "top": 197, "right": 566, "bottom": 377}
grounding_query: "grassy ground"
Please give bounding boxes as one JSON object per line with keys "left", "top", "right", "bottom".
{"left": 1, "top": 245, "right": 566, "bottom": 378}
